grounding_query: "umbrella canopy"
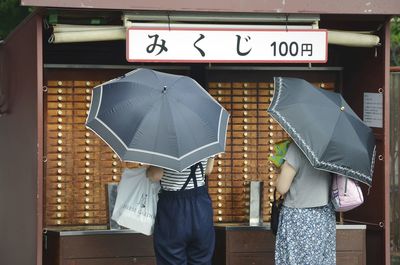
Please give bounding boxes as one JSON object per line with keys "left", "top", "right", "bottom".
{"left": 267, "top": 77, "right": 376, "bottom": 186}
{"left": 86, "top": 68, "right": 229, "bottom": 172}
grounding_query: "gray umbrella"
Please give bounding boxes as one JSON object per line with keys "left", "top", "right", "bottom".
{"left": 86, "top": 68, "right": 229, "bottom": 172}
{"left": 267, "top": 77, "right": 376, "bottom": 186}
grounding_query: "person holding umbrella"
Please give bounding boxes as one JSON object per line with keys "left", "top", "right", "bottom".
{"left": 275, "top": 142, "right": 336, "bottom": 264}
{"left": 85, "top": 68, "right": 230, "bottom": 265}
{"left": 268, "top": 77, "right": 376, "bottom": 265}
{"left": 147, "top": 157, "right": 215, "bottom": 265}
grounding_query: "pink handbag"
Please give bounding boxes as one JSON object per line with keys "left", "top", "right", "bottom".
{"left": 331, "top": 174, "right": 364, "bottom": 212}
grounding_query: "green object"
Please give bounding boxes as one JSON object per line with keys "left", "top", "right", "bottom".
{"left": 48, "top": 13, "right": 58, "bottom": 25}
{"left": 0, "top": 0, "right": 31, "bottom": 39}
{"left": 90, "top": 18, "right": 102, "bottom": 25}
{"left": 268, "top": 140, "right": 291, "bottom": 167}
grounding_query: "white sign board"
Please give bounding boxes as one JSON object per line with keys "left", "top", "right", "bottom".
{"left": 363, "top": 92, "right": 383, "bottom": 128}
{"left": 127, "top": 27, "right": 327, "bottom": 63}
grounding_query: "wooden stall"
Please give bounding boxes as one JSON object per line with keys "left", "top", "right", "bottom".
{"left": 0, "top": 1, "right": 399, "bottom": 265}
{"left": 42, "top": 67, "right": 338, "bottom": 227}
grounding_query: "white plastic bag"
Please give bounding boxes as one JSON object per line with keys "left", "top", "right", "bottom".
{"left": 112, "top": 168, "right": 160, "bottom": 235}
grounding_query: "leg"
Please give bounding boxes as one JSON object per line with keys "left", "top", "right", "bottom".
{"left": 187, "top": 193, "right": 215, "bottom": 265}
{"left": 153, "top": 196, "right": 188, "bottom": 265}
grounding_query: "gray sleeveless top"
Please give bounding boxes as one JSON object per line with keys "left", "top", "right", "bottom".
{"left": 283, "top": 143, "right": 331, "bottom": 208}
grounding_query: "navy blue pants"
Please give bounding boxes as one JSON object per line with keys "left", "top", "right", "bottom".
{"left": 153, "top": 185, "right": 215, "bottom": 265}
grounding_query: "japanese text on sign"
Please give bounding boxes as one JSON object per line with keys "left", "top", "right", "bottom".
{"left": 127, "top": 28, "right": 328, "bottom": 63}
{"left": 363, "top": 92, "right": 383, "bottom": 128}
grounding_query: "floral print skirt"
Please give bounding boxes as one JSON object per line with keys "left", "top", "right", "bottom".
{"left": 275, "top": 204, "right": 336, "bottom": 265}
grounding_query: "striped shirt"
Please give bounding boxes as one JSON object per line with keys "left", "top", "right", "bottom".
{"left": 161, "top": 159, "right": 208, "bottom": 191}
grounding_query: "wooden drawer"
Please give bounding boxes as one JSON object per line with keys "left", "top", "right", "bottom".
{"left": 232, "top": 159, "right": 257, "bottom": 167}
{"left": 231, "top": 117, "right": 258, "bottom": 124}
{"left": 214, "top": 159, "right": 232, "bottom": 167}
{"left": 337, "top": 252, "right": 364, "bottom": 265}
{"left": 336, "top": 230, "right": 365, "bottom": 251}
{"left": 47, "top": 116, "right": 87, "bottom": 124}
{"left": 231, "top": 152, "right": 257, "bottom": 160}
{"left": 208, "top": 82, "right": 231, "bottom": 89}
{"left": 231, "top": 145, "right": 257, "bottom": 152}
{"left": 257, "top": 131, "right": 285, "bottom": 138}
{"left": 259, "top": 95, "right": 273, "bottom": 103}
{"left": 228, "top": 230, "right": 275, "bottom": 252}
{"left": 71, "top": 88, "right": 95, "bottom": 94}
{"left": 232, "top": 89, "right": 258, "bottom": 96}
{"left": 209, "top": 89, "right": 232, "bottom": 96}
{"left": 208, "top": 180, "right": 229, "bottom": 188}
{"left": 47, "top": 87, "right": 73, "bottom": 94}
{"left": 230, "top": 253, "right": 274, "bottom": 265}
{"left": 47, "top": 102, "right": 91, "bottom": 110}
{"left": 60, "top": 234, "right": 154, "bottom": 258}
{"left": 259, "top": 89, "right": 274, "bottom": 96}
{"left": 231, "top": 138, "right": 258, "bottom": 146}
{"left": 44, "top": 231, "right": 156, "bottom": 265}
{"left": 231, "top": 96, "right": 258, "bottom": 103}
{"left": 214, "top": 226, "right": 365, "bottom": 265}
{"left": 258, "top": 82, "right": 273, "bottom": 88}
{"left": 73, "top": 80, "right": 102, "bottom": 87}
{"left": 47, "top": 95, "right": 75, "bottom": 102}
{"left": 47, "top": 109, "right": 75, "bottom": 116}
{"left": 231, "top": 110, "right": 258, "bottom": 117}
{"left": 65, "top": 257, "right": 156, "bottom": 265}
{"left": 232, "top": 131, "right": 257, "bottom": 138}
{"left": 232, "top": 103, "right": 258, "bottom": 110}
{"left": 209, "top": 187, "right": 232, "bottom": 194}
{"left": 231, "top": 167, "right": 257, "bottom": 174}
{"left": 258, "top": 103, "right": 269, "bottom": 110}
{"left": 215, "top": 96, "right": 231, "bottom": 104}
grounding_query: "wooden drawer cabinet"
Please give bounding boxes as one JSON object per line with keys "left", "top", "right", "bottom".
{"left": 43, "top": 230, "right": 155, "bottom": 265}
{"left": 213, "top": 224, "right": 366, "bottom": 265}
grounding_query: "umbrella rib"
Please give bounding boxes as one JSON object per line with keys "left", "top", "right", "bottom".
{"left": 148, "top": 69, "right": 165, "bottom": 85}
{"left": 97, "top": 96, "right": 148, "bottom": 119}
{"left": 169, "top": 76, "right": 192, "bottom": 89}
{"left": 127, "top": 99, "right": 163, "bottom": 152}
{"left": 275, "top": 101, "right": 340, "bottom": 114}
{"left": 341, "top": 112, "right": 374, "bottom": 159}
{"left": 146, "top": 68, "right": 183, "bottom": 89}
{"left": 96, "top": 82, "right": 158, "bottom": 117}
{"left": 145, "top": 70, "right": 188, "bottom": 94}
{"left": 169, "top": 97, "right": 218, "bottom": 158}
{"left": 169, "top": 100, "right": 200, "bottom": 158}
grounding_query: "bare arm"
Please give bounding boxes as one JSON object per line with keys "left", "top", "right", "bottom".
{"left": 146, "top": 166, "right": 164, "bottom": 182}
{"left": 276, "top": 161, "right": 297, "bottom": 195}
{"left": 205, "top": 157, "right": 215, "bottom": 175}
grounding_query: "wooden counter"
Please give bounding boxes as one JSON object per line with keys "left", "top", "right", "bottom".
{"left": 43, "top": 230, "right": 156, "bottom": 265}
{"left": 43, "top": 224, "right": 365, "bottom": 265}
{"left": 213, "top": 223, "right": 366, "bottom": 265}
